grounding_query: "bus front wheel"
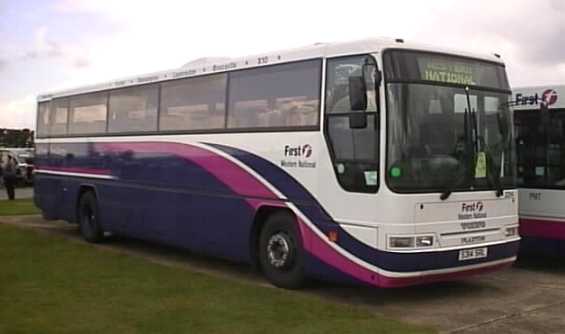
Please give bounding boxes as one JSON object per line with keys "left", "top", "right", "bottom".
{"left": 259, "top": 212, "right": 305, "bottom": 289}
{"left": 78, "top": 192, "right": 104, "bottom": 243}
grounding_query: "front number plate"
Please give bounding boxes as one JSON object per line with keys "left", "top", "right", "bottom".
{"left": 459, "top": 247, "right": 488, "bottom": 261}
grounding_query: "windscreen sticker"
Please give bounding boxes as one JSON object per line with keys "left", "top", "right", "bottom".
{"left": 390, "top": 166, "right": 402, "bottom": 178}
{"left": 475, "top": 152, "right": 487, "bottom": 178}
{"left": 364, "top": 171, "right": 378, "bottom": 186}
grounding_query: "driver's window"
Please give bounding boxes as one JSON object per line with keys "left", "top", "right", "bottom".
{"left": 325, "top": 55, "right": 380, "bottom": 193}
{"left": 325, "top": 58, "right": 378, "bottom": 114}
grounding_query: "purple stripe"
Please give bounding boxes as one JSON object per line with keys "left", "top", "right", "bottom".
{"left": 94, "top": 141, "right": 512, "bottom": 287}
{"left": 298, "top": 217, "right": 379, "bottom": 285}
{"left": 95, "top": 141, "right": 399, "bottom": 282}
{"left": 300, "top": 217, "right": 515, "bottom": 287}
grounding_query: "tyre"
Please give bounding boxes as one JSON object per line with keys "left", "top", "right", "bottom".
{"left": 78, "top": 191, "right": 104, "bottom": 243}
{"left": 259, "top": 212, "right": 305, "bottom": 289}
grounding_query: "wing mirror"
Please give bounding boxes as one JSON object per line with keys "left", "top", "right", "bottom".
{"left": 348, "top": 76, "right": 367, "bottom": 111}
{"left": 347, "top": 59, "right": 381, "bottom": 129}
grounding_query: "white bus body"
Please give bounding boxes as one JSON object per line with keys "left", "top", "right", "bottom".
{"left": 34, "top": 38, "right": 519, "bottom": 288}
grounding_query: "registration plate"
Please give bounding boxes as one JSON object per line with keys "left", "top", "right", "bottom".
{"left": 458, "top": 247, "right": 488, "bottom": 261}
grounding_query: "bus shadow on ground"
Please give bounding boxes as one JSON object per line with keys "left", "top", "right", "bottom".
{"left": 515, "top": 254, "right": 565, "bottom": 273}
{"left": 88, "top": 232, "right": 269, "bottom": 285}
{"left": 75, "top": 228, "right": 492, "bottom": 303}
{"left": 307, "top": 278, "right": 491, "bottom": 307}
{"left": 52, "top": 225, "right": 503, "bottom": 308}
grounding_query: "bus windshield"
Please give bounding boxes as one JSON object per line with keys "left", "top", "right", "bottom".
{"left": 384, "top": 50, "right": 515, "bottom": 193}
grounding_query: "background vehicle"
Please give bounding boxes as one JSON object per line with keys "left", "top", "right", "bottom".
{"left": 514, "top": 85, "right": 565, "bottom": 254}
{"left": 0, "top": 148, "right": 35, "bottom": 185}
{"left": 34, "top": 38, "right": 519, "bottom": 288}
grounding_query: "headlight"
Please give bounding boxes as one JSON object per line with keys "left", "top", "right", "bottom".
{"left": 389, "top": 235, "right": 435, "bottom": 249}
{"left": 389, "top": 237, "right": 415, "bottom": 248}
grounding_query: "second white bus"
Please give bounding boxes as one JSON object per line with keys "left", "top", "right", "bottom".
{"left": 514, "top": 85, "right": 565, "bottom": 254}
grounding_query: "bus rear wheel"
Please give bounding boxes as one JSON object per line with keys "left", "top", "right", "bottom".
{"left": 78, "top": 191, "right": 103, "bottom": 243}
{"left": 259, "top": 212, "right": 305, "bottom": 289}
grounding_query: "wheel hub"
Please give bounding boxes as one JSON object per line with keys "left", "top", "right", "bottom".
{"left": 267, "top": 233, "right": 292, "bottom": 269}
{"left": 82, "top": 207, "right": 95, "bottom": 230}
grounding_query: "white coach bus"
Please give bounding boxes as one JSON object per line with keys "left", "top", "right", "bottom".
{"left": 514, "top": 85, "right": 565, "bottom": 254}
{"left": 34, "top": 38, "right": 519, "bottom": 289}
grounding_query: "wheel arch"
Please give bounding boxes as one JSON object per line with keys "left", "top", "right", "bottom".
{"left": 73, "top": 183, "right": 99, "bottom": 224}
{"left": 249, "top": 204, "right": 296, "bottom": 270}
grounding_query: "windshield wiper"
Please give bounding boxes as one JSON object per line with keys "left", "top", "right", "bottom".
{"left": 440, "top": 86, "right": 476, "bottom": 201}
{"left": 472, "top": 107, "right": 503, "bottom": 198}
{"left": 485, "top": 108, "right": 509, "bottom": 198}
{"left": 485, "top": 150, "right": 504, "bottom": 197}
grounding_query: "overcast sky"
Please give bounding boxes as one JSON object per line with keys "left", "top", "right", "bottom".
{"left": 1, "top": 0, "right": 564, "bottom": 129}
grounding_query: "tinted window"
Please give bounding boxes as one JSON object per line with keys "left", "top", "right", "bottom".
{"left": 325, "top": 55, "right": 380, "bottom": 193}
{"left": 387, "top": 84, "right": 514, "bottom": 192}
{"left": 516, "top": 109, "right": 565, "bottom": 188}
{"left": 227, "top": 60, "right": 321, "bottom": 129}
{"left": 37, "top": 102, "right": 50, "bottom": 137}
{"left": 327, "top": 114, "right": 379, "bottom": 161}
{"left": 325, "top": 57, "right": 378, "bottom": 114}
{"left": 69, "top": 93, "right": 108, "bottom": 135}
{"left": 50, "top": 99, "right": 69, "bottom": 136}
{"left": 109, "top": 85, "right": 158, "bottom": 133}
{"left": 160, "top": 74, "right": 227, "bottom": 131}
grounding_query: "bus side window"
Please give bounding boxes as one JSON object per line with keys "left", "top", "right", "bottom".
{"left": 325, "top": 55, "right": 380, "bottom": 193}
{"left": 69, "top": 93, "right": 108, "bottom": 135}
{"left": 109, "top": 85, "right": 159, "bottom": 133}
{"left": 50, "top": 98, "right": 70, "bottom": 136}
{"left": 37, "top": 102, "right": 51, "bottom": 137}
{"left": 547, "top": 112, "right": 565, "bottom": 187}
{"left": 160, "top": 74, "right": 227, "bottom": 131}
{"left": 227, "top": 60, "right": 321, "bottom": 130}
{"left": 515, "top": 111, "right": 545, "bottom": 187}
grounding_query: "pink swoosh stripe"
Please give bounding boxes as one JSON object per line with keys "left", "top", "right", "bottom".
{"left": 92, "top": 141, "right": 509, "bottom": 287}
{"left": 520, "top": 218, "right": 565, "bottom": 240}
{"left": 298, "top": 217, "right": 513, "bottom": 288}
{"left": 96, "top": 142, "right": 276, "bottom": 203}
{"left": 95, "top": 141, "right": 398, "bottom": 284}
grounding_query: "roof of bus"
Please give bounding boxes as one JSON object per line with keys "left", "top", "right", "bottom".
{"left": 37, "top": 37, "right": 506, "bottom": 101}
{"left": 512, "top": 85, "right": 565, "bottom": 110}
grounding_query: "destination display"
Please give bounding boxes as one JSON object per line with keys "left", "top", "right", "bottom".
{"left": 384, "top": 50, "right": 510, "bottom": 90}
{"left": 420, "top": 60, "right": 474, "bottom": 85}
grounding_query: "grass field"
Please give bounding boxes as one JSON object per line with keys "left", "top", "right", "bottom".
{"left": 0, "top": 224, "right": 434, "bottom": 334}
{"left": 0, "top": 198, "right": 39, "bottom": 216}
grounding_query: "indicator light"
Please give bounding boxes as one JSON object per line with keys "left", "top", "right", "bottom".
{"left": 328, "top": 231, "right": 338, "bottom": 242}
